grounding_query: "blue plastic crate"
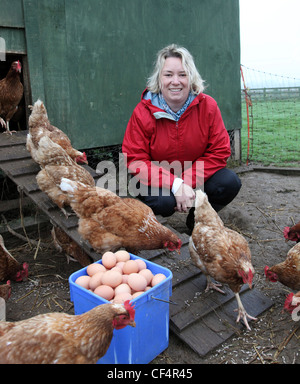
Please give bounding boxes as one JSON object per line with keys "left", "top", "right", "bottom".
{"left": 69, "top": 253, "right": 172, "bottom": 364}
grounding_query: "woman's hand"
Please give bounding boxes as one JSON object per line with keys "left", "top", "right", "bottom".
{"left": 174, "top": 183, "right": 195, "bottom": 213}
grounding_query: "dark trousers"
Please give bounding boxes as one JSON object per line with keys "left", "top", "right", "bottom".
{"left": 138, "top": 168, "right": 242, "bottom": 227}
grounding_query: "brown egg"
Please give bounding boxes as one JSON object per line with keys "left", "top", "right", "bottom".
{"left": 75, "top": 275, "right": 91, "bottom": 289}
{"left": 139, "top": 268, "right": 154, "bottom": 285}
{"left": 86, "top": 263, "right": 106, "bottom": 277}
{"left": 101, "top": 270, "right": 123, "bottom": 288}
{"left": 101, "top": 252, "right": 117, "bottom": 269}
{"left": 113, "top": 292, "right": 132, "bottom": 304}
{"left": 132, "top": 291, "right": 144, "bottom": 299}
{"left": 111, "top": 266, "right": 123, "bottom": 274}
{"left": 123, "top": 260, "right": 139, "bottom": 274}
{"left": 89, "top": 271, "right": 105, "bottom": 291}
{"left": 128, "top": 273, "right": 147, "bottom": 292}
{"left": 94, "top": 285, "right": 114, "bottom": 301}
{"left": 151, "top": 273, "right": 167, "bottom": 287}
{"left": 116, "top": 261, "right": 125, "bottom": 271}
{"left": 122, "top": 274, "right": 129, "bottom": 284}
{"left": 115, "top": 250, "right": 130, "bottom": 262}
{"left": 136, "top": 259, "right": 147, "bottom": 271}
{"left": 114, "top": 283, "right": 132, "bottom": 296}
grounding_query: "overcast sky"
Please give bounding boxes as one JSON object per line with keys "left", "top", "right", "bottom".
{"left": 239, "top": 0, "right": 300, "bottom": 86}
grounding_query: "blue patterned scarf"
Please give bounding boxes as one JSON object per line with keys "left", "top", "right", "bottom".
{"left": 158, "top": 92, "right": 195, "bottom": 121}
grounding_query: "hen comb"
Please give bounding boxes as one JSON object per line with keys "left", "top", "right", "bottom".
{"left": 264, "top": 266, "right": 270, "bottom": 276}
{"left": 283, "top": 226, "right": 290, "bottom": 239}
{"left": 177, "top": 239, "right": 183, "bottom": 249}
{"left": 249, "top": 268, "right": 253, "bottom": 279}
{"left": 124, "top": 300, "right": 135, "bottom": 320}
{"left": 23, "top": 262, "right": 29, "bottom": 276}
{"left": 264, "top": 266, "right": 278, "bottom": 282}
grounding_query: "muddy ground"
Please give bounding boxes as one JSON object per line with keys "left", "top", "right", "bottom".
{"left": 1, "top": 168, "right": 299, "bottom": 365}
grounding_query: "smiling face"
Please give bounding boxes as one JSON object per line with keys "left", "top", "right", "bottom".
{"left": 160, "top": 57, "right": 190, "bottom": 112}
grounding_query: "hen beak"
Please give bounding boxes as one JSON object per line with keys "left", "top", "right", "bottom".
{"left": 130, "top": 320, "right": 136, "bottom": 327}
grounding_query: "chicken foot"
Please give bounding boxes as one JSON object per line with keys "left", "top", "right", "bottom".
{"left": 234, "top": 292, "right": 257, "bottom": 331}
{"left": 1, "top": 120, "right": 16, "bottom": 135}
{"left": 0, "top": 117, "right": 6, "bottom": 128}
{"left": 60, "top": 207, "right": 76, "bottom": 219}
{"left": 205, "top": 276, "right": 226, "bottom": 294}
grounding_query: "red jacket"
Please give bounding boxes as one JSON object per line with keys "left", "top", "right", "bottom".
{"left": 122, "top": 90, "right": 231, "bottom": 190}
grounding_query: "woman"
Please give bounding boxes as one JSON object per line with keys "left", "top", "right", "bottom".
{"left": 122, "top": 44, "right": 241, "bottom": 230}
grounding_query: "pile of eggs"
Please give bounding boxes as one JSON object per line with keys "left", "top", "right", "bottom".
{"left": 75, "top": 250, "right": 167, "bottom": 303}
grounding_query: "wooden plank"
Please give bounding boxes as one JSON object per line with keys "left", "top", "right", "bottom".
{"left": 167, "top": 246, "right": 200, "bottom": 287}
{"left": 252, "top": 166, "right": 300, "bottom": 176}
{"left": 170, "top": 280, "right": 248, "bottom": 333}
{"left": 143, "top": 243, "right": 201, "bottom": 287}
{"left": 0, "top": 130, "right": 27, "bottom": 148}
{"left": 0, "top": 144, "right": 31, "bottom": 162}
{"left": 12, "top": 174, "right": 39, "bottom": 194}
{"left": 0, "top": 159, "right": 40, "bottom": 177}
{"left": 0, "top": 196, "right": 32, "bottom": 213}
{"left": 170, "top": 288, "right": 274, "bottom": 357}
{"left": 171, "top": 303, "right": 239, "bottom": 357}
{"left": 38, "top": 197, "right": 60, "bottom": 212}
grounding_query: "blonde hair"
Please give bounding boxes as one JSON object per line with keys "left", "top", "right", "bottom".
{"left": 147, "top": 44, "right": 205, "bottom": 95}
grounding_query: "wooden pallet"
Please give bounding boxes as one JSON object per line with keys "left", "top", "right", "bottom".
{"left": 0, "top": 130, "right": 103, "bottom": 260}
{"left": 0, "top": 131, "right": 273, "bottom": 357}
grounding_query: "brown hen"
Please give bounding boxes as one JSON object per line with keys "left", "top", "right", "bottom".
{"left": 0, "top": 301, "right": 135, "bottom": 364}
{"left": 284, "top": 220, "right": 300, "bottom": 243}
{"left": 265, "top": 242, "right": 300, "bottom": 291}
{"left": 0, "top": 235, "right": 28, "bottom": 282}
{"left": 0, "top": 60, "right": 23, "bottom": 135}
{"left": 33, "top": 135, "right": 95, "bottom": 217}
{"left": 59, "top": 178, "right": 182, "bottom": 255}
{"left": 189, "top": 189, "right": 256, "bottom": 330}
{"left": 26, "top": 99, "right": 87, "bottom": 164}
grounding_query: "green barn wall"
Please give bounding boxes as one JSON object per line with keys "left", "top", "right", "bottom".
{"left": 0, "top": 0, "right": 26, "bottom": 54}
{"left": 1, "top": 0, "right": 241, "bottom": 150}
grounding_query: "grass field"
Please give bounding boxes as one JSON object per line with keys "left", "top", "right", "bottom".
{"left": 241, "top": 98, "right": 300, "bottom": 166}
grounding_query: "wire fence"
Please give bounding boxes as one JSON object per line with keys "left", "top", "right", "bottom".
{"left": 240, "top": 65, "right": 300, "bottom": 167}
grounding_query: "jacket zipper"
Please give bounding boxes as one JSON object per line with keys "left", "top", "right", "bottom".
{"left": 176, "top": 121, "right": 180, "bottom": 159}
